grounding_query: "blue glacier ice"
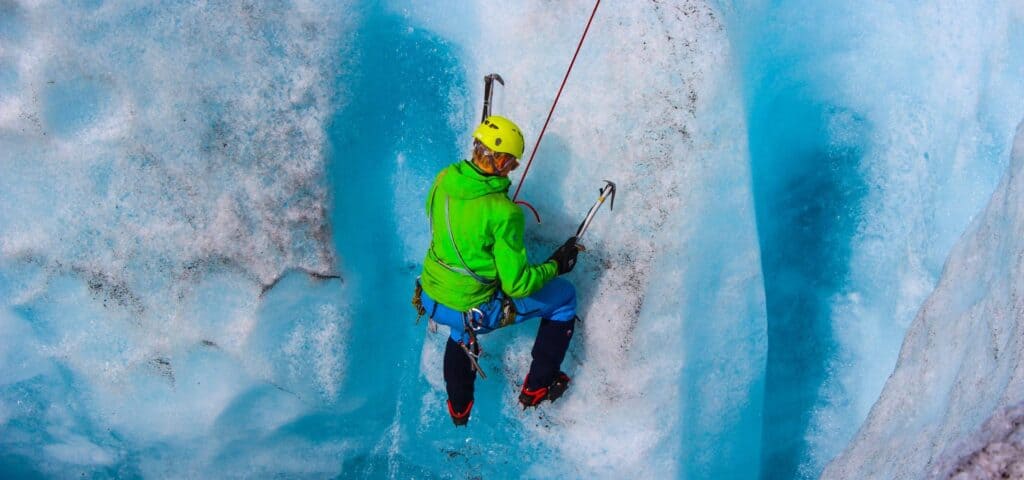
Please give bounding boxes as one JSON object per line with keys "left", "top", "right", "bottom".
{"left": 0, "top": 0, "right": 1022, "bottom": 478}
{"left": 824, "top": 120, "right": 1024, "bottom": 479}
{"left": 717, "top": 0, "right": 1024, "bottom": 477}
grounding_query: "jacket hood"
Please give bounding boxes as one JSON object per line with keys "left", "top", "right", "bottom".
{"left": 440, "top": 161, "right": 512, "bottom": 200}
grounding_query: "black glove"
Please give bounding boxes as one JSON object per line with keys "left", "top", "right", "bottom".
{"left": 548, "top": 237, "right": 581, "bottom": 275}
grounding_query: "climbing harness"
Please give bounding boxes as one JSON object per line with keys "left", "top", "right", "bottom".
{"left": 456, "top": 293, "right": 518, "bottom": 380}
{"left": 512, "top": 0, "right": 602, "bottom": 223}
{"left": 412, "top": 278, "right": 518, "bottom": 380}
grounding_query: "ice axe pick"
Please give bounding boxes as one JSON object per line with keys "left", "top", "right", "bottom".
{"left": 573, "top": 180, "right": 616, "bottom": 249}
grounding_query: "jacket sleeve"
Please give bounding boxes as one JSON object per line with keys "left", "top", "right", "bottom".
{"left": 492, "top": 204, "right": 558, "bottom": 298}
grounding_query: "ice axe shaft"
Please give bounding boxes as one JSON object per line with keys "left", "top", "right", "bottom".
{"left": 481, "top": 73, "right": 504, "bottom": 121}
{"left": 574, "top": 180, "right": 616, "bottom": 242}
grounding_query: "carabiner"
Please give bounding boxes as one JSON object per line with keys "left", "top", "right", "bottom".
{"left": 467, "top": 307, "right": 487, "bottom": 332}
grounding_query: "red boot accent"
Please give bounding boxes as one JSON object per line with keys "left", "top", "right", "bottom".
{"left": 447, "top": 399, "right": 473, "bottom": 426}
{"left": 518, "top": 373, "right": 571, "bottom": 408}
{"left": 518, "top": 374, "right": 550, "bottom": 408}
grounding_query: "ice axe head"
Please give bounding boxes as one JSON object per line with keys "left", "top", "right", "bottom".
{"left": 485, "top": 73, "right": 505, "bottom": 86}
{"left": 481, "top": 74, "right": 505, "bottom": 122}
{"left": 602, "top": 180, "right": 616, "bottom": 210}
{"left": 575, "top": 179, "right": 618, "bottom": 241}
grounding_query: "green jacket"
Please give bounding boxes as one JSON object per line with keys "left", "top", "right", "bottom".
{"left": 420, "top": 161, "right": 558, "bottom": 311}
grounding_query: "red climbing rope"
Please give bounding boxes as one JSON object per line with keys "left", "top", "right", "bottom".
{"left": 512, "top": 0, "right": 602, "bottom": 222}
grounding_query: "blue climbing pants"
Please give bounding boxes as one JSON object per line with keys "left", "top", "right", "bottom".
{"left": 420, "top": 278, "right": 577, "bottom": 413}
{"left": 419, "top": 277, "right": 577, "bottom": 344}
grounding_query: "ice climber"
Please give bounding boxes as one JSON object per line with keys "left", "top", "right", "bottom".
{"left": 413, "top": 115, "right": 581, "bottom": 426}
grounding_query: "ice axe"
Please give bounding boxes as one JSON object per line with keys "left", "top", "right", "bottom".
{"left": 572, "top": 180, "right": 616, "bottom": 250}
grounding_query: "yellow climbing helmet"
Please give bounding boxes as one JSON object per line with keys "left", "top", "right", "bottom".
{"left": 473, "top": 115, "right": 525, "bottom": 159}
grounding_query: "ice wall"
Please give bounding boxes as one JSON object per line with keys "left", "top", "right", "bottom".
{"left": 716, "top": 0, "right": 1024, "bottom": 476}
{"left": 5, "top": 0, "right": 1018, "bottom": 477}
{"left": 400, "top": 1, "right": 766, "bottom": 478}
{"left": 0, "top": 1, "right": 352, "bottom": 477}
{"left": 823, "top": 120, "right": 1024, "bottom": 478}
{"left": 0, "top": 0, "right": 769, "bottom": 476}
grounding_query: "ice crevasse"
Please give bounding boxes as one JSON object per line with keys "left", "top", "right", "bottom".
{"left": 824, "top": 120, "right": 1024, "bottom": 479}
{"left": 0, "top": 0, "right": 1023, "bottom": 478}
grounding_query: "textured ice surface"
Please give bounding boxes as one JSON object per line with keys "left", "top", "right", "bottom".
{"left": 717, "top": 0, "right": 1024, "bottom": 476}
{"left": 2, "top": 0, "right": 1023, "bottom": 478}
{"left": 823, "top": 121, "right": 1024, "bottom": 478}
{"left": 0, "top": 2, "right": 342, "bottom": 283}
{"left": 933, "top": 401, "right": 1024, "bottom": 480}
{"left": 392, "top": 1, "right": 766, "bottom": 477}
{"left": 0, "top": 1, "right": 351, "bottom": 477}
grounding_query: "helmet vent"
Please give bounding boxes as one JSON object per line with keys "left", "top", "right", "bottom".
{"left": 495, "top": 138, "right": 503, "bottom": 146}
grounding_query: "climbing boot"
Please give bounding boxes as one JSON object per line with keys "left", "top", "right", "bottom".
{"left": 518, "top": 372, "right": 571, "bottom": 408}
{"left": 447, "top": 399, "right": 473, "bottom": 426}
